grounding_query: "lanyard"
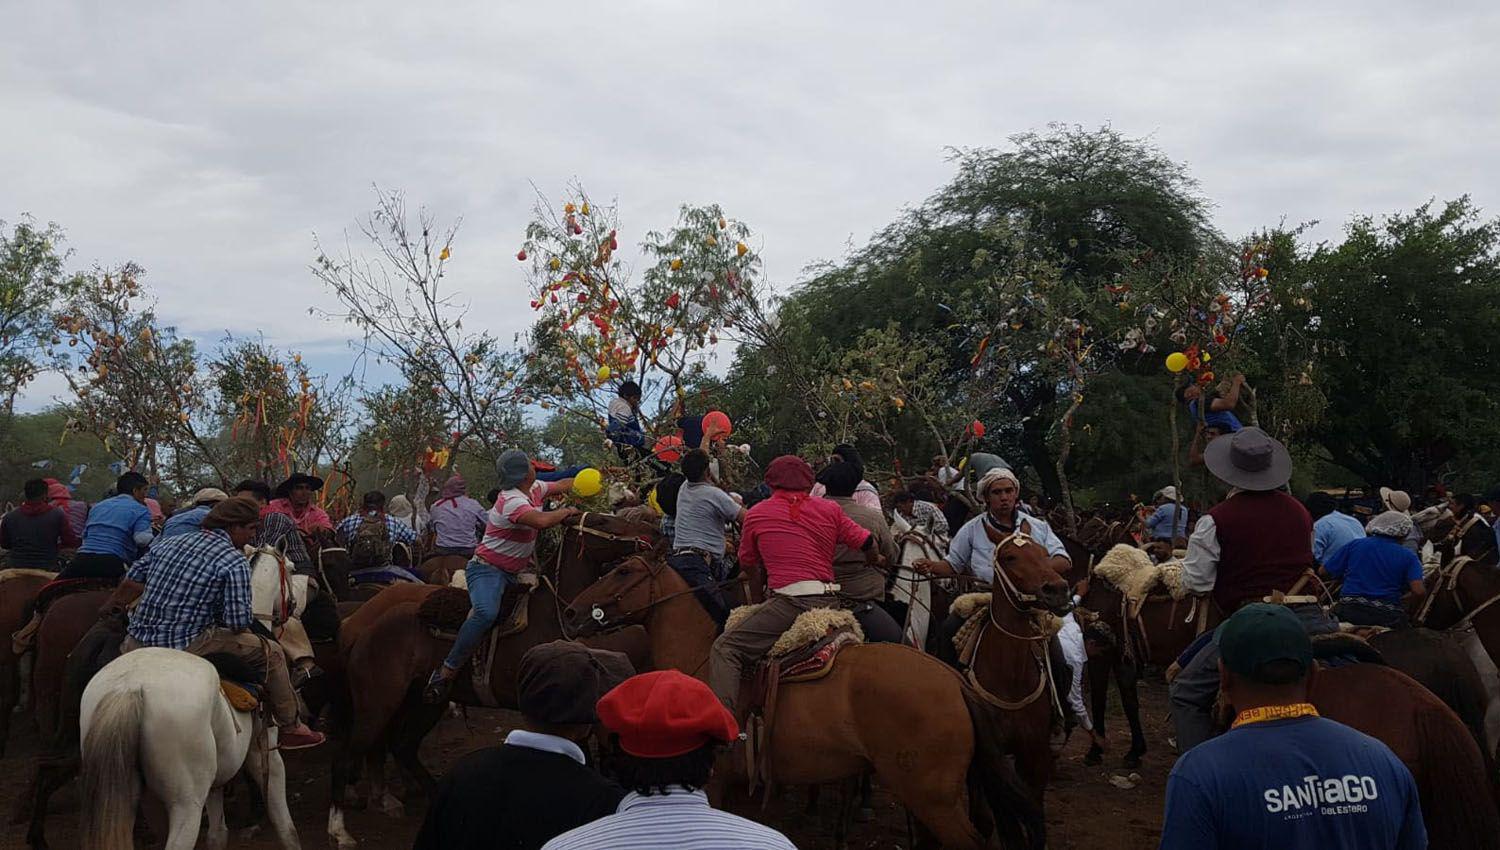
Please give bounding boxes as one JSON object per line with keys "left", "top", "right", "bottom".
{"left": 1231, "top": 703, "right": 1320, "bottom": 729}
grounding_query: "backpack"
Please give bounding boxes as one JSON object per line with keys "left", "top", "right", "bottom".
{"left": 349, "top": 513, "right": 391, "bottom": 570}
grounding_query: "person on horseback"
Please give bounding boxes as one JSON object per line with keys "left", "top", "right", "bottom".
{"left": 1377, "top": 487, "right": 1424, "bottom": 555}
{"left": 1171, "top": 427, "right": 1338, "bottom": 753}
{"left": 232, "top": 479, "right": 313, "bottom": 572}
{"left": 1444, "top": 492, "right": 1497, "bottom": 565}
{"left": 708, "top": 455, "right": 880, "bottom": 714}
{"left": 1323, "top": 511, "right": 1425, "bottom": 629}
{"left": 809, "top": 444, "right": 881, "bottom": 509}
{"left": 158, "top": 487, "right": 228, "bottom": 538}
{"left": 336, "top": 490, "right": 418, "bottom": 572}
{"left": 119, "top": 496, "right": 325, "bottom": 749}
{"left": 45, "top": 477, "right": 89, "bottom": 541}
{"left": 416, "top": 641, "right": 634, "bottom": 850}
{"left": 543, "top": 670, "right": 796, "bottom": 850}
{"left": 428, "top": 473, "right": 487, "bottom": 558}
{"left": 1308, "top": 492, "right": 1366, "bottom": 565}
{"left": 58, "top": 471, "right": 154, "bottom": 581}
{"left": 670, "top": 450, "right": 745, "bottom": 629}
{"left": 890, "top": 488, "right": 950, "bottom": 539}
{"left": 1144, "top": 485, "right": 1190, "bottom": 545}
{"left": 912, "top": 467, "right": 1072, "bottom": 660}
{"left": 265, "top": 472, "right": 334, "bottom": 537}
{"left": 1, "top": 478, "right": 80, "bottom": 568}
{"left": 425, "top": 449, "right": 580, "bottom": 701}
{"left": 819, "top": 460, "right": 904, "bottom": 643}
{"left": 1161, "top": 604, "right": 1425, "bottom": 850}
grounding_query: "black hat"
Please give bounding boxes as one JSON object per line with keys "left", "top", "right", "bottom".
{"left": 517, "top": 641, "right": 635, "bottom": 725}
{"left": 274, "top": 472, "right": 325, "bottom": 499}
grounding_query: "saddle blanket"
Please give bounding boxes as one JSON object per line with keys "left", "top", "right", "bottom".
{"left": 349, "top": 565, "right": 423, "bottom": 585}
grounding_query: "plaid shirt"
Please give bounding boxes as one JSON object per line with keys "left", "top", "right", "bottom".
{"left": 257, "top": 510, "right": 311, "bottom": 569}
{"left": 125, "top": 528, "right": 252, "bottom": 649}
{"left": 335, "top": 511, "right": 418, "bottom": 546}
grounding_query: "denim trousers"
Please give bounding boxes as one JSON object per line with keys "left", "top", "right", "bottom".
{"left": 443, "top": 560, "right": 514, "bottom": 671}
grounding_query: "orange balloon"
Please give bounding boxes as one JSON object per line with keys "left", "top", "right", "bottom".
{"left": 653, "top": 434, "right": 686, "bottom": 463}
{"left": 703, "top": 410, "right": 733, "bottom": 439}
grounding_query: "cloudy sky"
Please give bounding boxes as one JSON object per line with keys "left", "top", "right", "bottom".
{"left": 4, "top": 1, "right": 1496, "bottom": 410}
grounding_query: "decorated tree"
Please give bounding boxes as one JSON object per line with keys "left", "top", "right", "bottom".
{"left": 314, "top": 189, "right": 529, "bottom": 471}
{"left": 519, "top": 187, "right": 767, "bottom": 447}
{"left": 51, "top": 264, "right": 217, "bottom": 485}
{"left": 0, "top": 217, "right": 78, "bottom": 428}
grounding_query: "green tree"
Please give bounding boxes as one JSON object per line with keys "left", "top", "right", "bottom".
{"left": 0, "top": 217, "right": 78, "bottom": 428}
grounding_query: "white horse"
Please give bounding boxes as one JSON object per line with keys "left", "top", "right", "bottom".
{"left": 78, "top": 546, "right": 301, "bottom": 850}
{"left": 890, "top": 511, "right": 948, "bottom": 648}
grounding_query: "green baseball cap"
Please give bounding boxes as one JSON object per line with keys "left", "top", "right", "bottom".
{"left": 1216, "top": 603, "right": 1313, "bottom": 682}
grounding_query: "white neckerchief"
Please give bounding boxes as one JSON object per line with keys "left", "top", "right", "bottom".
{"left": 504, "top": 729, "right": 586, "bottom": 765}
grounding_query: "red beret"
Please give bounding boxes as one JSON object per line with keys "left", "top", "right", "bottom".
{"left": 764, "top": 455, "right": 814, "bottom": 492}
{"left": 597, "top": 671, "right": 739, "bottom": 758}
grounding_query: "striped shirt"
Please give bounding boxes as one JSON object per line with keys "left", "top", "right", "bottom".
{"left": 125, "top": 528, "right": 252, "bottom": 649}
{"left": 475, "top": 481, "right": 548, "bottom": 572}
{"left": 541, "top": 788, "right": 796, "bottom": 850}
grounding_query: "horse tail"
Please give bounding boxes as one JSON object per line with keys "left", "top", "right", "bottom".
{"left": 79, "top": 687, "right": 144, "bottom": 850}
{"left": 1416, "top": 703, "right": 1500, "bottom": 850}
{"left": 961, "top": 687, "right": 1045, "bottom": 850}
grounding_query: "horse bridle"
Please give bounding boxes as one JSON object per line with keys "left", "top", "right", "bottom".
{"left": 578, "top": 554, "right": 736, "bottom": 634}
{"left": 1415, "top": 554, "right": 1500, "bottom": 628}
{"left": 249, "top": 545, "right": 294, "bottom": 631}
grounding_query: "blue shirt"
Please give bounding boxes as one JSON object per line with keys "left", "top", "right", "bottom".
{"left": 1325, "top": 536, "right": 1424, "bottom": 604}
{"left": 160, "top": 505, "right": 211, "bottom": 539}
{"left": 945, "top": 511, "right": 1069, "bottom": 584}
{"left": 1146, "top": 503, "right": 1190, "bottom": 541}
{"left": 541, "top": 788, "right": 795, "bottom": 850}
{"left": 1161, "top": 716, "right": 1424, "bottom": 850}
{"left": 1314, "top": 511, "right": 1366, "bottom": 562}
{"left": 78, "top": 493, "right": 154, "bottom": 561}
{"left": 1188, "top": 399, "right": 1242, "bottom": 433}
{"left": 125, "top": 528, "right": 253, "bottom": 649}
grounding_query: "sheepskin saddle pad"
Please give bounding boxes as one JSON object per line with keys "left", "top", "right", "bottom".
{"left": 725, "top": 604, "right": 865, "bottom": 682}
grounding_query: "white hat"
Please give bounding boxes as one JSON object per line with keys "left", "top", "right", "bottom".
{"left": 975, "top": 467, "right": 1020, "bottom": 496}
{"left": 1379, "top": 487, "right": 1412, "bottom": 513}
{"left": 388, "top": 494, "right": 414, "bottom": 518}
{"left": 1368, "top": 510, "right": 1414, "bottom": 540}
{"left": 1156, "top": 486, "right": 1180, "bottom": 502}
{"left": 191, "top": 487, "right": 229, "bottom": 506}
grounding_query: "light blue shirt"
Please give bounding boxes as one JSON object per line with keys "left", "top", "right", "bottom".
{"left": 159, "top": 505, "right": 211, "bottom": 539}
{"left": 1146, "top": 503, "right": 1190, "bottom": 541}
{"left": 78, "top": 493, "right": 154, "bottom": 562}
{"left": 542, "top": 788, "right": 796, "bottom": 850}
{"left": 1313, "top": 511, "right": 1366, "bottom": 563}
{"left": 944, "top": 510, "right": 1069, "bottom": 583}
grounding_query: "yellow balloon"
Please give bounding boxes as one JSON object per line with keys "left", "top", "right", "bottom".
{"left": 596, "top": 365, "right": 611, "bottom": 381}
{"left": 573, "top": 467, "right": 602, "bottom": 497}
{"left": 1165, "top": 352, "right": 1188, "bottom": 373}
{"left": 647, "top": 486, "right": 661, "bottom": 512}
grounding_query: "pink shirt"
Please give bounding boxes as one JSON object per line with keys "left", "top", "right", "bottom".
{"left": 265, "top": 499, "right": 334, "bottom": 535}
{"left": 475, "top": 480, "right": 548, "bottom": 572}
{"left": 739, "top": 491, "right": 871, "bottom": 589}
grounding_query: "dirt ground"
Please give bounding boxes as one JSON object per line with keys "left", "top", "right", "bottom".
{"left": 0, "top": 679, "right": 1173, "bottom": 849}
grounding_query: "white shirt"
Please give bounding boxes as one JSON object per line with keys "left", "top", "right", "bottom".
{"left": 944, "top": 511, "right": 1069, "bottom": 583}
{"left": 1182, "top": 514, "right": 1222, "bottom": 594}
{"left": 542, "top": 787, "right": 796, "bottom": 850}
{"left": 936, "top": 465, "right": 962, "bottom": 490}
{"left": 504, "top": 729, "right": 586, "bottom": 765}
{"left": 1056, "top": 612, "right": 1092, "bottom": 731}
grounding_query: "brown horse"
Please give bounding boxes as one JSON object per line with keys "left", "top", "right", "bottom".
{"left": 1077, "top": 575, "right": 1221, "bottom": 768}
{"left": 0, "top": 569, "right": 54, "bottom": 754}
{"left": 1416, "top": 553, "right": 1500, "bottom": 667}
{"left": 563, "top": 556, "right": 1047, "bottom": 850}
{"left": 325, "top": 514, "right": 662, "bottom": 850}
{"left": 961, "top": 527, "right": 1075, "bottom": 811}
{"left": 415, "top": 552, "right": 467, "bottom": 586}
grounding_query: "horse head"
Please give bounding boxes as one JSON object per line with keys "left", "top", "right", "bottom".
{"left": 314, "top": 545, "right": 354, "bottom": 600}
{"left": 989, "top": 526, "right": 1072, "bottom": 616}
{"left": 562, "top": 554, "right": 663, "bottom": 637}
{"left": 247, "top": 545, "right": 300, "bottom": 631}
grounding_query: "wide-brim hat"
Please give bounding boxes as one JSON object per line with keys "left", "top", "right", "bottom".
{"left": 1203, "top": 427, "right": 1292, "bottom": 492}
{"left": 1379, "top": 486, "right": 1412, "bottom": 513}
{"left": 274, "top": 473, "right": 325, "bottom": 498}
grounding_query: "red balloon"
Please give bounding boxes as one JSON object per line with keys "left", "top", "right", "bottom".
{"left": 702, "top": 410, "right": 733, "bottom": 439}
{"left": 653, "top": 434, "right": 686, "bottom": 463}
{"left": 969, "top": 419, "right": 986, "bottom": 438}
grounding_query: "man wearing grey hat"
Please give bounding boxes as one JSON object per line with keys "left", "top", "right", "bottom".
{"left": 1323, "top": 511, "right": 1426, "bottom": 629}
{"left": 426, "top": 450, "right": 579, "bottom": 700}
{"left": 415, "top": 641, "right": 632, "bottom": 850}
{"left": 158, "top": 487, "right": 229, "bottom": 539}
{"left": 1169, "top": 427, "right": 1338, "bottom": 753}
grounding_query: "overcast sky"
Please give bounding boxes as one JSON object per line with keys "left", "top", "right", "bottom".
{"left": 4, "top": 1, "right": 1496, "bottom": 410}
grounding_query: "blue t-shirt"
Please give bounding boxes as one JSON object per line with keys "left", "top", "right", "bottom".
{"left": 1187, "top": 399, "right": 1242, "bottom": 434}
{"left": 1325, "top": 536, "right": 1423, "bottom": 604}
{"left": 77, "top": 494, "right": 154, "bottom": 562}
{"left": 159, "top": 504, "right": 211, "bottom": 539}
{"left": 1314, "top": 511, "right": 1367, "bottom": 562}
{"left": 1161, "top": 716, "right": 1424, "bottom": 850}
{"left": 1146, "top": 503, "right": 1190, "bottom": 540}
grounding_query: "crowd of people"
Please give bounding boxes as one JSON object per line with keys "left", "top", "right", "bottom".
{"left": 5, "top": 383, "right": 1491, "bottom": 848}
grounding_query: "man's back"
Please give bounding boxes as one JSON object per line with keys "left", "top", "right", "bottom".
{"left": 415, "top": 744, "right": 623, "bottom": 850}
{"left": 1314, "top": 510, "right": 1366, "bottom": 562}
{"left": 126, "top": 529, "right": 249, "bottom": 649}
{"left": 740, "top": 493, "right": 866, "bottom": 587}
{"left": 542, "top": 788, "right": 795, "bottom": 850}
{"left": 1161, "top": 716, "right": 1424, "bottom": 850}
{"left": 79, "top": 493, "right": 151, "bottom": 559}
{"left": 1, "top": 504, "right": 70, "bottom": 568}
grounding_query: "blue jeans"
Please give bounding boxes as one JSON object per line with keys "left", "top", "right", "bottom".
{"left": 668, "top": 551, "right": 729, "bottom": 627}
{"left": 443, "top": 560, "right": 514, "bottom": 672}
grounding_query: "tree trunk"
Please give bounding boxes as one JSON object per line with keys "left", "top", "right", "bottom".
{"left": 1053, "top": 392, "right": 1084, "bottom": 535}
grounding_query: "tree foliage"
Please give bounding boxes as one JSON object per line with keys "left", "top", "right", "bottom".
{"left": 0, "top": 218, "right": 77, "bottom": 428}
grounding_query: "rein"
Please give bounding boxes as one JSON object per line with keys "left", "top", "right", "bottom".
{"left": 963, "top": 526, "right": 1064, "bottom": 714}
{"left": 1416, "top": 555, "right": 1500, "bottom": 629}
{"left": 582, "top": 554, "right": 737, "bottom": 629}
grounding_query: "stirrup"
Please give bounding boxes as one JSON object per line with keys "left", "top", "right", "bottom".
{"left": 423, "top": 669, "right": 453, "bottom": 704}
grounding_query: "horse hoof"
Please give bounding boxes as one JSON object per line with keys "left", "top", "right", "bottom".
{"left": 855, "top": 806, "right": 874, "bottom": 823}
{"left": 1083, "top": 747, "right": 1102, "bottom": 767}
{"left": 1123, "top": 752, "right": 1143, "bottom": 770}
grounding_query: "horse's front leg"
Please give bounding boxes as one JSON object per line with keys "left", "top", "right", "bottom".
{"left": 1084, "top": 655, "right": 1112, "bottom": 766}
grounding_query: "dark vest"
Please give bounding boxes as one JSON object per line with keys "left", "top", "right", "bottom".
{"left": 1207, "top": 490, "right": 1314, "bottom": 611}
{"left": 1, "top": 506, "right": 67, "bottom": 569}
